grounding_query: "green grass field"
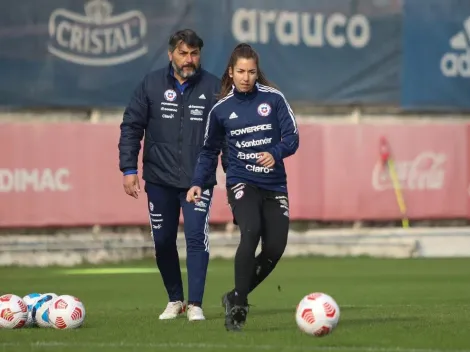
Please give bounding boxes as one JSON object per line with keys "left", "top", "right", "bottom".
{"left": 1, "top": 257, "right": 470, "bottom": 352}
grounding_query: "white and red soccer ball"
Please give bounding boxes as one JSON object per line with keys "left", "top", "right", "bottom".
{"left": 0, "top": 294, "right": 28, "bottom": 329}
{"left": 295, "top": 292, "right": 340, "bottom": 337}
{"left": 48, "top": 295, "right": 85, "bottom": 329}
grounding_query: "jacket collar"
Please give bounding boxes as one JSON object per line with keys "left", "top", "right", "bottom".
{"left": 232, "top": 82, "right": 258, "bottom": 100}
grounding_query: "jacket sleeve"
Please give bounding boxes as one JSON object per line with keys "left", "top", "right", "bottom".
{"left": 118, "top": 77, "right": 149, "bottom": 174}
{"left": 210, "top": 78, "right": 229, "bottom": 173}
{"left": 268, "top": 94, "right": 299, "bottom": 162}
{"left": 191, "top": 108, "right": 225, "bottom": 187}
{"left": 221, "top": 138, "right": 229, "bottom": 173}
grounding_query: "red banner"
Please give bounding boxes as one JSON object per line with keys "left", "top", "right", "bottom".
{"left": 1, "top": 122, "right": 469, "bottom": 227}
{"left": 321, "top": 124, "right": 468, "bottom": 220}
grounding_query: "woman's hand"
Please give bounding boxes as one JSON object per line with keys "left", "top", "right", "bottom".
{"left": 257, "top": 152, "right": 275, "bottom": 168}
{"left": 186, "top": 186, "right": 202, "bottom": 203}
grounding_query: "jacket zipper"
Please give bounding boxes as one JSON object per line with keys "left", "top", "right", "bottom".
{"left": 177, "top": 91, "right": 184, "bottom": 178}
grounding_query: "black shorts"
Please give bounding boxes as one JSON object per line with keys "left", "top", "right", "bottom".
{"left": 227, "top": 183, "right": 289, "bottom": 227}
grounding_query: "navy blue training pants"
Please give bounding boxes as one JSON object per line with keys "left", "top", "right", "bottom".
{"left": 145, "top": 182, "right": 213, "bottom": 306}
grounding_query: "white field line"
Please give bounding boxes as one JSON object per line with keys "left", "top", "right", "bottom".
{"left": 205, "top": 303, "right": 470, "bottom": 310}
{"left": 0, "top": 342, "right": 468, "bottom": 352}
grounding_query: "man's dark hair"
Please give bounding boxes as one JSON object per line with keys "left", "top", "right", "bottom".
{"left": 168, "top": 29, "right": 204, "bottom": 52}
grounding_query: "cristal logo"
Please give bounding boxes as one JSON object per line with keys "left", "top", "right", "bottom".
{"left": 47, "top": 0, "right": 148, "bottom": 66}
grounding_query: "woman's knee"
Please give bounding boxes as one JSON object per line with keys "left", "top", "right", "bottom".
{"left": 265, "top": 245, "right": 286, "bottom": 263}
{"left": 262, "top": 234, "right": 288, "bottom": 263}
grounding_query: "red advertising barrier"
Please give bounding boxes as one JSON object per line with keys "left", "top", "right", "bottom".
{"left": 0, "top": 122, "right": 469, "bottom": 227}
{"left": 320, "top": 123, "right": 468, "bottom": 220}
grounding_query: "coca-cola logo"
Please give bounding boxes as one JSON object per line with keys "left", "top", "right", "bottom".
{"left": 372, "top": 152, "right": 447, "bottom": 191}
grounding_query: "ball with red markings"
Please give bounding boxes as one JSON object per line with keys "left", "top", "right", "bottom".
{"left": 48, "top": 295, "right": 86, "bottom": 329}
{"left": 0, "top": 294, "right": 28, "bottom": 329}
{"left": 295, "top": 292, "right": 340, "bottom": 336}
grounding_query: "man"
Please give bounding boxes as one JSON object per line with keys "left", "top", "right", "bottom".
{"left": 118, "top": 29, "right": 222, "bottom": 321}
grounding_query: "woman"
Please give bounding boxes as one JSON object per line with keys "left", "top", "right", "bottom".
{"left": 186, "top": 43, "right": 299, "bottom": 331}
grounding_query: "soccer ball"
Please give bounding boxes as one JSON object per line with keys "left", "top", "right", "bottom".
{"left": 48, "top": 295, "right": 85, "bottom": 329}
{"left": 44, "top": 293, "right": 58, "bottom": 300}
{"left": 295, "top": 292, "right": 340, "bottom": 336}
{"left": 23, "top": 293, "right": 42, "bottom": 306}
{"left": 23, "top": 293, "right": 42, "bottom": 327}
{"left": 32, "top": 294, "right": 55, "bottom": 328}
{"left": 0, "top": 294, "right": 28, "bottom": 329}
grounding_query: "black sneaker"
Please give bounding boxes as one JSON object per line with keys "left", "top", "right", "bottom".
{"left": 225, "top": 305, "right": 248, "bottom": 332}
{"left": 221, "top": 292, "right": 249, "bottom": 314}
{"left": 221, "top": 292, "right": 234, "bottom": 315}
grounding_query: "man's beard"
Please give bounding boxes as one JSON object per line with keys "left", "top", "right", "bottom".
{"left": 172, "top": 61, "right": 199, "bottom": 79}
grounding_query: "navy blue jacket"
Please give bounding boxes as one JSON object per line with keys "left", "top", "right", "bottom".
{"left": 191, "top": 83, "right": 299, "bottom": 193}
{"left": 118, "top": 63, "right": 222, "bottom": 189}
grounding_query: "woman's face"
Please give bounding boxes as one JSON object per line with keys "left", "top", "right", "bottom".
{"left": 229, "top": 58, "right": 258, "bottom": 93}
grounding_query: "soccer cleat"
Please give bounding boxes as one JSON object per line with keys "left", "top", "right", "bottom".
{"left": 221, "top": 292, "right": 233, "bottom": 316}
{"left": 225, "top": 305, "right": 248, "bottom": 332}
{"left": 221, "top": 292, "right": 249, "bottom": 315}
{"left": 158, "top": 301, "right": 186, "bottom": 320}
{"left": 187, "top": 305, "right": 205, "bottom": 321}
{"left": 224, "top": 313, "right": 241, "bottom": 332}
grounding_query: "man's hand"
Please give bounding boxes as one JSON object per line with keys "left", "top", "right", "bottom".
{"left": 123, "top": 174, "right": 141, "bottom": 199}
{"left": 186, "top": 186, "right": 202, "bottom": 203}
{"left": 257, "top": 152, "right": 275, "bottom": 168}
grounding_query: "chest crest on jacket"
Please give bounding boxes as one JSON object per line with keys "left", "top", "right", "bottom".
{"left": 257, "top": 103, "right": 272, "bottom": 117}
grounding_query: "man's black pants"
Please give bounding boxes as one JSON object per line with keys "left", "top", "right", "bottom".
{"left": 227, "top": 183, "right": 289, "bottom": 306}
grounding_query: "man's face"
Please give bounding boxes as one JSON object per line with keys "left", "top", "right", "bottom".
{"left": 229, "top": 58, "right": 258, "bottom": 93}
{"left": 168, "top": 42, "right": 201, "bottom": 79}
